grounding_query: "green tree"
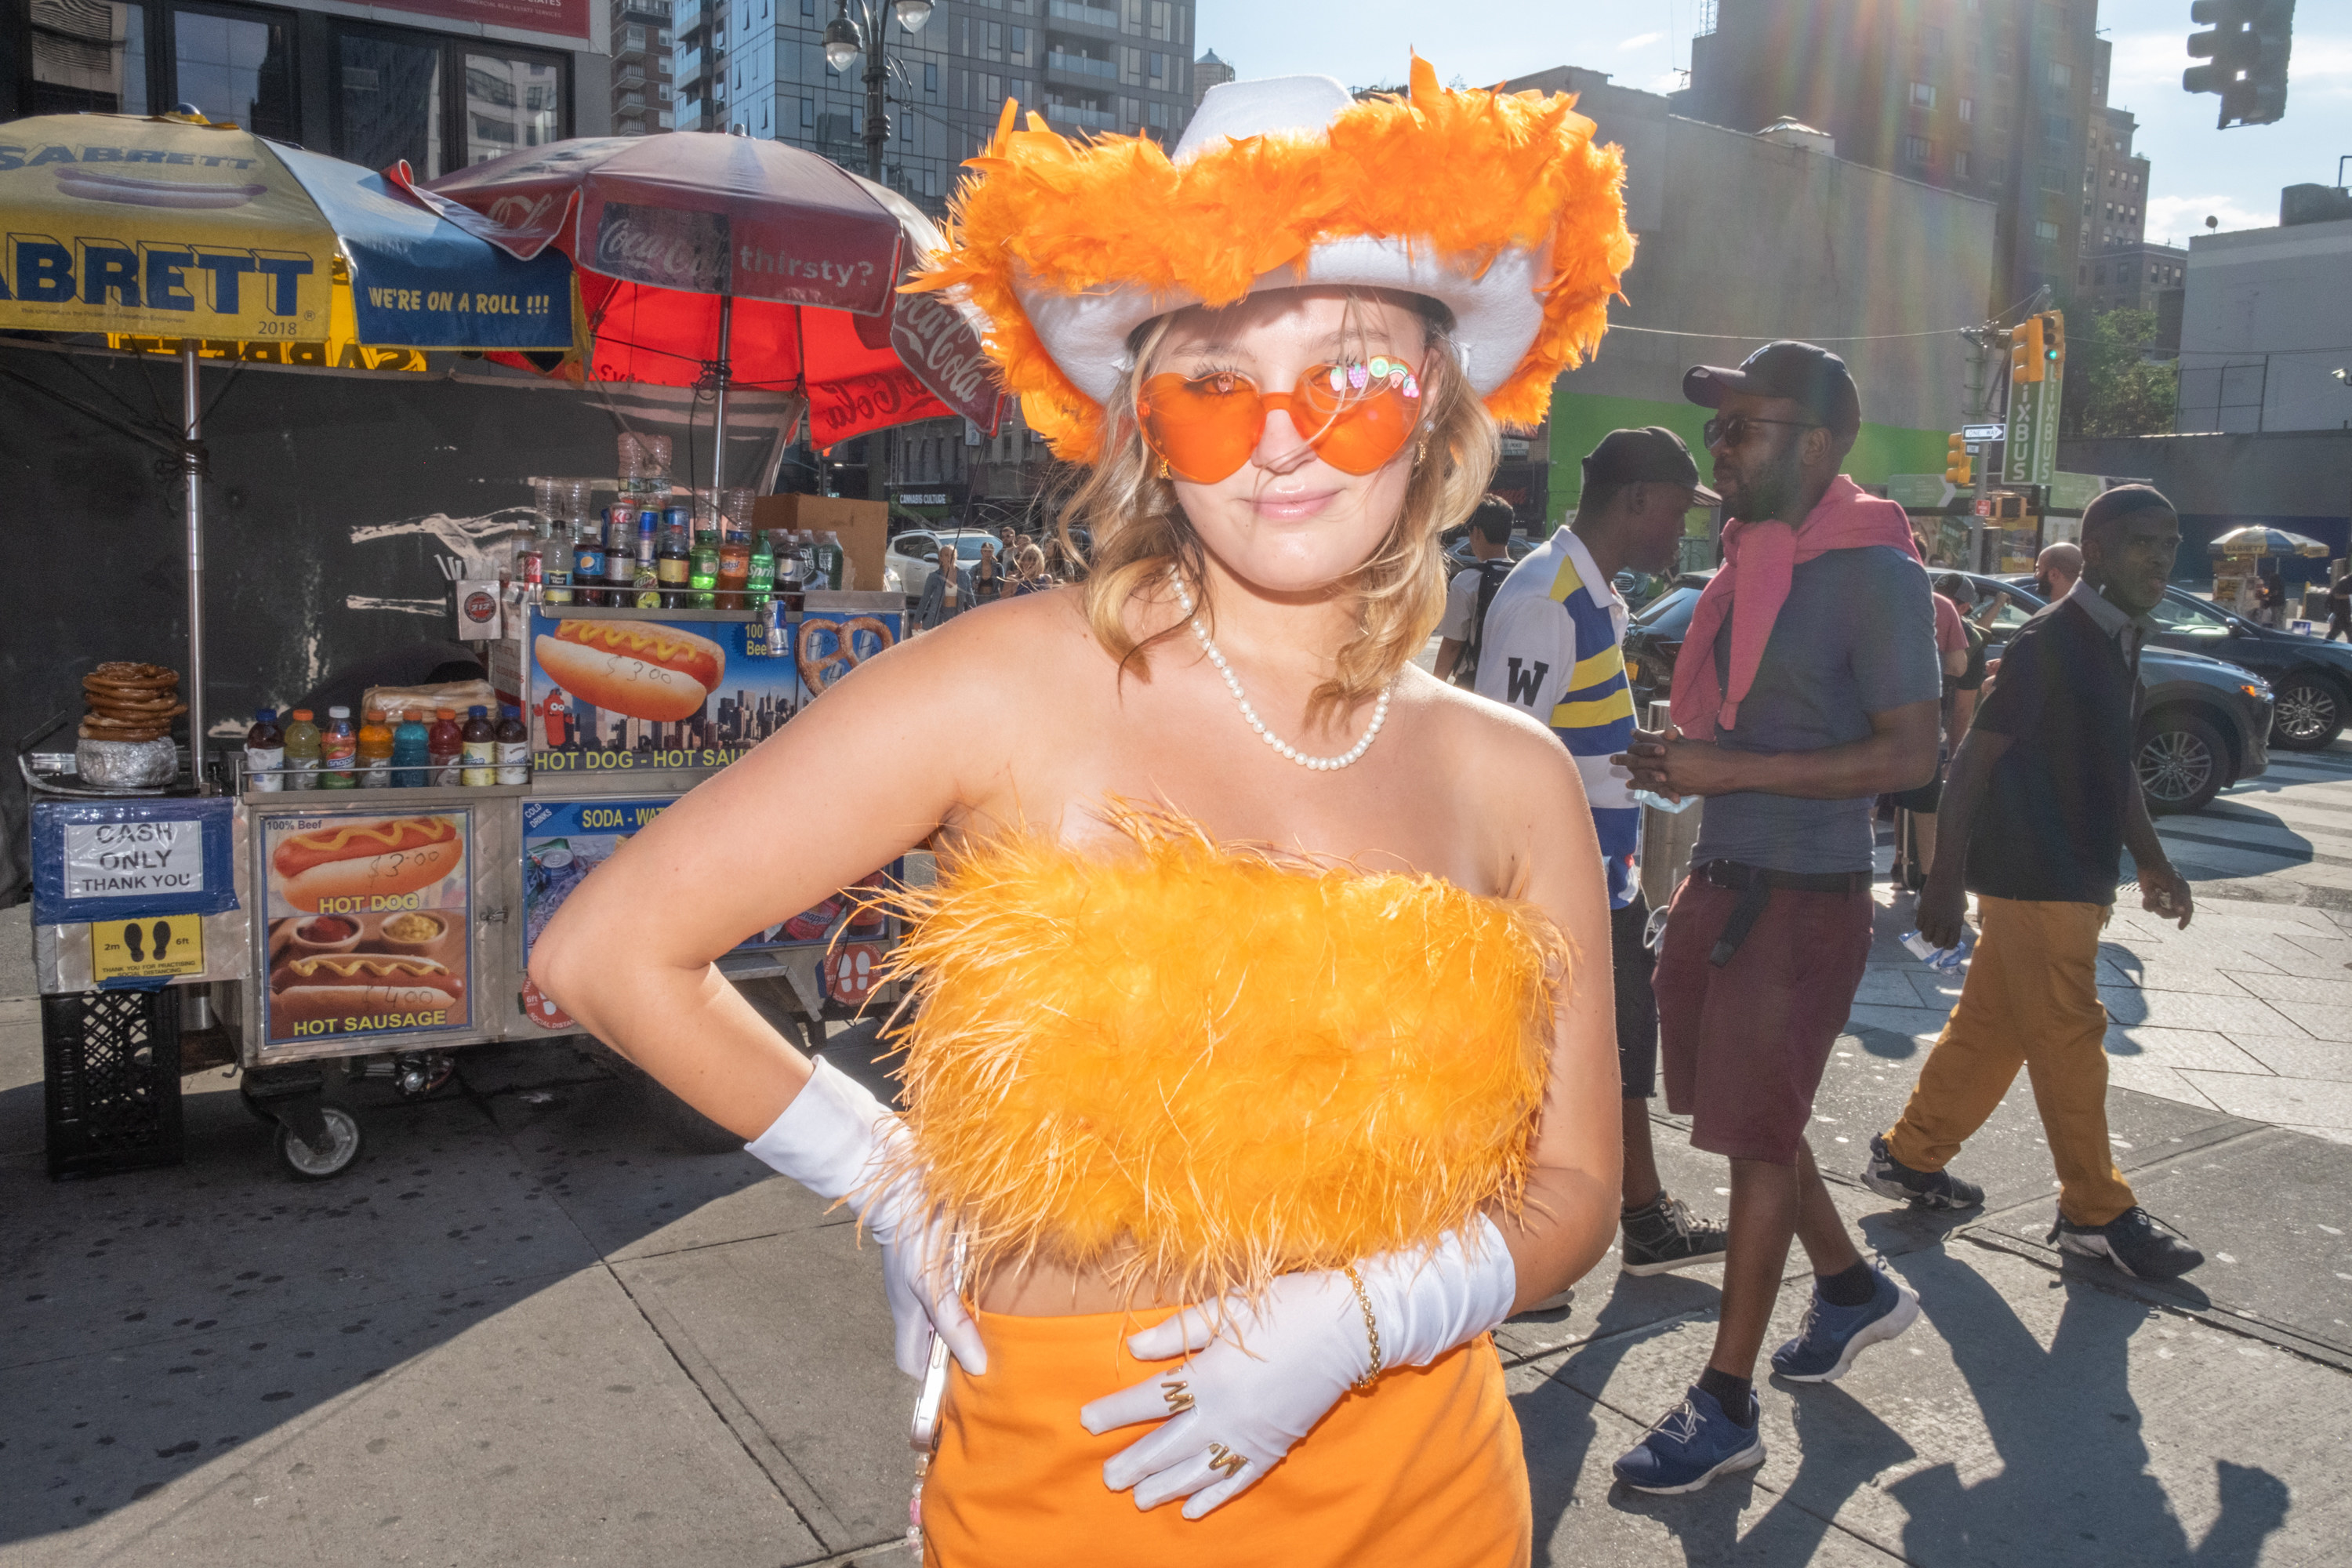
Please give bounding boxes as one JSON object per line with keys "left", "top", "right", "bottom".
{"left": 2058, "top": 307, "right": 2179, "bottom": 437}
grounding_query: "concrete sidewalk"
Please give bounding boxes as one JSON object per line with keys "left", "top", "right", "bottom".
{"left": 2, "top": 887, "right": 2348, "bottom": 1566}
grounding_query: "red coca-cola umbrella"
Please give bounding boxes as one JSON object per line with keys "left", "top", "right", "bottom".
{"left": 397, "top": 132, "right": 1000, "bottom": 485}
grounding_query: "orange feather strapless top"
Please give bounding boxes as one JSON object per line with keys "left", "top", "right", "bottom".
{"left": 876, "top": 811, "right": 1569, "bottom": 1304}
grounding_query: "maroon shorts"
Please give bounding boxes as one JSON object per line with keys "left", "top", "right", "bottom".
{"left": 1652, "top": 873, "right": 1875, "bottom": 1165}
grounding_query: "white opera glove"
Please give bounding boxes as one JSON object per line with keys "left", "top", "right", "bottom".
{"left": 1078, "top": 1214, "right": 1518, "bottom": 1519}
{"left": 742, "top": 1058, "right": 985, "bottom": 1379}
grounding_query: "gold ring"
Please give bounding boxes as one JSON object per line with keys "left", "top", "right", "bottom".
{"left": 1160, "top": 1379, "right": 1194, "bottom": 1414}
{"left": 1204, "top": 1443, "right": 1247, "bottom": 1479}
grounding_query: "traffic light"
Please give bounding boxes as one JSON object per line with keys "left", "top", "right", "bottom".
{"left": 2185, "top": 0, "right": 2294, "bottom": 129}
{"left": 2040, "top": 310, "right": 2065, "bottom": 379}
{"left": 2010, "top": 317, "right": 2046, "bottom": 384}
{"left": 1945, "top": 433, "right": 1973, "bottom": 488}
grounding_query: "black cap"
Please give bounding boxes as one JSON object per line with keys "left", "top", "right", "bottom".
{"left": 2081, "top": 483, "right": 2174, "bottom": 532}
{"left": 1581, "top": 426, "right": 1722, "bottom": 504}
{"left": 1683, "top": 340, "right": 1862, "bottom": 440}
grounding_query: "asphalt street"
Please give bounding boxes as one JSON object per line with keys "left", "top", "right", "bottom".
{"left": 2, "top": 740, "right": 2347, "bottom": 1566}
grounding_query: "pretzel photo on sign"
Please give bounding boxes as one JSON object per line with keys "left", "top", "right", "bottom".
{"left": 795, "top": 615, "right": 895, "bottom": 697}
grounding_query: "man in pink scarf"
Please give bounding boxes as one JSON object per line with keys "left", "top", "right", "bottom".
{"left": 1610, "top": 342, "right": 1944, "bottom": 1497}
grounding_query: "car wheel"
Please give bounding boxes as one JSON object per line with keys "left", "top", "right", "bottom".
{"left": 2269, "top": 677, "right": 2345, "bottom": 750}
{"left": 2138, "top": 713, "right": 2226, "bottom": 815}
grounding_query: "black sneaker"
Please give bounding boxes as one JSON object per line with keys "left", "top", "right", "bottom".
{"left": 2049, "top": 1206, "right": 2205, "bottom": 1280}
{"left": 1621, "top": 1192, "right": 1729, "bottom": 1276}
{"left": 1860, "top": 1133, "right": 1984, "bottom": 1211}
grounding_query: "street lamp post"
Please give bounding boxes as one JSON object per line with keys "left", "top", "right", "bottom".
{"left": 823, "top": 0, "right": 933, "bottom": 185}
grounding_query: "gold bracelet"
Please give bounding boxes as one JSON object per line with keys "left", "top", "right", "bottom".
{"left": 1341, "top": 1264, "right": 1384, "bottom": 1393}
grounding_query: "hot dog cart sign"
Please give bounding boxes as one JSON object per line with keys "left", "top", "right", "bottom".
{"left": 526, "top": 606, "right": 898, "bottom": 773}
{"left": 260, "top": 811, "right": 472, "bottom": 1044}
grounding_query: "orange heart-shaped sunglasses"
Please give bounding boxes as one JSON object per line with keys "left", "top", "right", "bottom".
{"left": 1136, "top": 357, "right": 1425, "bottom": 484}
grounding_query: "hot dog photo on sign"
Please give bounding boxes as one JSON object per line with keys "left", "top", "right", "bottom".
{"left": 262, "top": 813, "right": 471, "bottom": 1044}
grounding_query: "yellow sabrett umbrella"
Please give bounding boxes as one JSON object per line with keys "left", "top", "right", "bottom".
{"left": 0, "top": 110, "right": 575, "bottom": 774}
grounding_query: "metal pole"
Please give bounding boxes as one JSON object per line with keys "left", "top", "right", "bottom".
{"left": 181, "top": 342, "right": 209, "bottom": 793}
{"left": 864, "top": 1, "right": 887, "bottom": 183}
{"left": 711, "top": 291, "right": 735, "bottom": 494}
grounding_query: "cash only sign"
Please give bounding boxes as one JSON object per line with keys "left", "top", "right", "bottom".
{"left": 0, "top": 112, "right": 572, "bottom": 364}
{"left": 31, "top": 797, "right": 241, "bottom": 989}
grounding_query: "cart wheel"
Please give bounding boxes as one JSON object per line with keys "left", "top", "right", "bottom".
{"left": 275, "top": 1106, "right": 363, "bottom": 1181}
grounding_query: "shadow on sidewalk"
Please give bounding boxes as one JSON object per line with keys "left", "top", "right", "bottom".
{"left": 1881, "top": 1254, "right": 2290, "bottom": 1566}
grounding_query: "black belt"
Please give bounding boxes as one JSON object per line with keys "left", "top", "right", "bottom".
{"left": 1695, "top": 859, "right": 1871, "bottom": 967}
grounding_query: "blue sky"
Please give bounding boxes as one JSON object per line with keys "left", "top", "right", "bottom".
{"left": 1193, "top": 0, "right": 2350, "bottom": 245}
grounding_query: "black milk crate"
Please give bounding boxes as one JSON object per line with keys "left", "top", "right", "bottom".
{"left": 42, "top": 988, "right": 184, "bottom": 1178}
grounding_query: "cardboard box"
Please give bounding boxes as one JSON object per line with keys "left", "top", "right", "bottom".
{"left": 753, "top": 495, "right": 891, "bottom": 595}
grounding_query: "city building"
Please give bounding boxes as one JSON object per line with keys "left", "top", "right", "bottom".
{"left": 2080, "top": 241, "right": 2185, "bottom": 316}
{"left": 678, "top": 0, "right": 1196, "bottom": 210}
{"left": 2082, "top": 42, "right": 2149, "bottom": 259}
{"left": 1192, "top": 45, "right": 1229, "bottom": 104}
{"left": 7, "top": 0, "right": 611, "bottom": 173}
{"left": 1678, "top": 0, "right": 2098, "bottom": 315}
{"left": 1506, "top": 65, "right": 1995, "bottom": 521}
{"left": 2175, "top": 185, "right": 2352, "bottom": 435}
{"left": 612, "top": 0, "right": 676, "bottom": 132}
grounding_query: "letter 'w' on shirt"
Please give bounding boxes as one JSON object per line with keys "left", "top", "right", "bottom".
{"left": 1472, "top": 532, "right": 1640, "bottom": 909}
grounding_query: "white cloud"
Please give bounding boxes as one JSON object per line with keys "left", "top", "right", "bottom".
{"left": 1618, "top": 31, "right": 1663, "bottom": 50}
{"left": 2146, "top": 193, "right": 2275, "bottom": 245}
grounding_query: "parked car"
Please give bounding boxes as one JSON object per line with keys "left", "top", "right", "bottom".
{"left": 1622, "top": 569, "right": 2272, "bottom": 815}
{"left": 1998, "top": 576, "right": 2352, "bottom": 751}
{"left": 1621, "top": 572, "right": 1715, "bottom": 716}
{"left": 886, "top": 528, "right": 1013, "bottom": 606}
{"left": 1438, "top": 531, "right": 1537, "bottom": 576}
{"left": 1957, "top": 573, "right": 2271, "bottom": 814}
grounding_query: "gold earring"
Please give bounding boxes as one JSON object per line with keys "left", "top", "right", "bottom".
{"left": 1415, "top": 435, "right": 1430, "bottom": 464}
{"left": 1158, "top": 456, "right": 1172, "bottom": 480}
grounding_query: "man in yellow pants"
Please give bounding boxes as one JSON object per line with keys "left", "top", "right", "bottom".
{"left": 1864, "top": 485, "right": 2206, "bottom": 1281}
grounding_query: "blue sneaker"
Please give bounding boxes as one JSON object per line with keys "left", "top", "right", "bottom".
{"left": 1611, "top": 1385, "right": 1766, "bottom": 1494}
{"left": 1769, "top": 1265, "right": 1921, "bottom": 1383}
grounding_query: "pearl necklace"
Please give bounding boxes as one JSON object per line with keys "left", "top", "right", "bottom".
{"left": 1169, "top": 572, "right": 1394, "bottom": 771}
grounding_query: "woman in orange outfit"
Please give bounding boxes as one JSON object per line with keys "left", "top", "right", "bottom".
{"left": 534, "top": 59, "right": 1633, "bottom": 1565}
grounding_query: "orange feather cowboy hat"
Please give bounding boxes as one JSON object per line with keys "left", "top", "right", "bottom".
{"left": 906, "top": 55, "right": 1635, "bottom": 466}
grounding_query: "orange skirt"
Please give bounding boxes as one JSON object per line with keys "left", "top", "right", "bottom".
{"left": 921, "top": 1306, "right": 1531, "bottom": 1568}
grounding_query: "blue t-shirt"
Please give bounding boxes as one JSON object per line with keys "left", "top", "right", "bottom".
{"left": 1689, "top": 545, "right": 1942, "bottom": 874}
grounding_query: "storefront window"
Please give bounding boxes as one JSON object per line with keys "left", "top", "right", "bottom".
{"left": 465, "top": 51, "right": 561, "bottom": 164}
{"left": 27, "top": 0, "right": 148, "bottom": 114}
{"left": 339, "top": 31, "right": 444, "bottom": 175}
{"left": 171, "top": 3, "right": 294, "bottom": 136}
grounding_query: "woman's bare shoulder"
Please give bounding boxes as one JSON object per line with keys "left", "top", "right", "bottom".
{"left": 1399, "top": 665, "right": 1581, "bottom": 782}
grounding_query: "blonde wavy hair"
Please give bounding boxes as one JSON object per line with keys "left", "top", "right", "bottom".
{"left": 1055, "top": 293, "right": 1502, "bottom": 727}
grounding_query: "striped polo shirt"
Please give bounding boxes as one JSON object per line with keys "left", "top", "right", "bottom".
{"left": 1472, "top": 529, "right": 1641, "bottom": 909}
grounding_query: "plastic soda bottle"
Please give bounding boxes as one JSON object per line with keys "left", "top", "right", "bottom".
{"left": 658, "top": 510, "right": 692, "bottom": 608}
{"left": 391, "top": 709, "right": 430, "bottom": 787}
{"left": 357, "top": 708, "right": 395, "bottom": 788}
{"left": 245, "top": 708, "right": 285, "bottom": 793}
{"left": 320, "top": 706, "right": 358, "bottom": 789}
{"left": 746, "top": 533, "right": 775, "bottom": 608}
{"left": 495, "top": 705, "right": 530, "bottom": 784}
{"left": 460, "top": 705, "right": 497, "bottom": 786}
{"left": 282, "top": 708, "right": 321, "bottom": 790}
{"left": 690, "top": 515, "right": 720, "bottom": 609}
{"left": 543, "top": 519, "right": 575, "bottom": 606}
{"left": 427, "top": 708, "right": 463, "bottom": 786}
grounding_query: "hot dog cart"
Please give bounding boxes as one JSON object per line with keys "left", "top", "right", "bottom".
{"left": 27, "top": 590, "right": 907, "bottom": 1182}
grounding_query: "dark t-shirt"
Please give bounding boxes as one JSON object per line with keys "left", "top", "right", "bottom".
{"left": 1965, "top": 601, "right": 2140, "bottom": 904}
{"left": 1690, "top": 546, "right": 1944, "bottom": 873}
